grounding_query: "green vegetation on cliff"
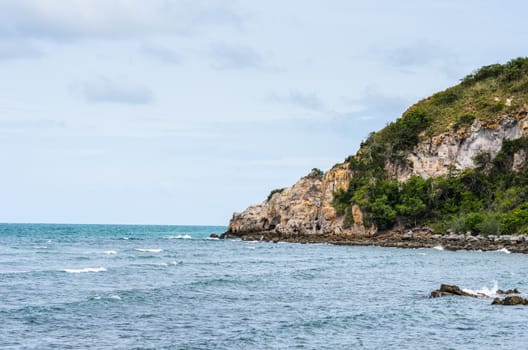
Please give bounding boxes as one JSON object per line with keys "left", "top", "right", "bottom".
{"left": 411, "top": 57, "right": 528, "bottom": 135}
{"left": 333, "top": 58, "right": 528, "bottom": 235}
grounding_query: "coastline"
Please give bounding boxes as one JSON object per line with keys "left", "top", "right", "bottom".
{"left": 219, "top": 230, "right": 528, "bottom": 253}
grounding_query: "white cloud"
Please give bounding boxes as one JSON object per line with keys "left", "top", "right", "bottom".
{"left": 0, "top": 39, "right": 43, "bottom": 60}
{"left": 75, "top": 77, "right": 153, "bottom": 104}
{"left": 269, "top": 91, "right": 326, "bottom": 112}
{"left": 210, "top": 44, "right": 264, "bottom": 70}
{"left": 0, "top": 0, "right": 243, "bottom": 41}
{"left": 140, "top": 43, "right": 181, "bottom": 64}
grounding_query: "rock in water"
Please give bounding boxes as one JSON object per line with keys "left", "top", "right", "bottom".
{"left": 491, "top": 296, "right": 528, "bottom": 305}
{"left": 430, "top": 284, "right": 477, "bottom": 298}
{"left": 497, "top": 288, "right": 520, "bottom": 294}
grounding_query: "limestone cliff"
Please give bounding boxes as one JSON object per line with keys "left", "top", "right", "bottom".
{"left": 392, "top": 111, "right": 528, "bottom": 181}
{"left": 228, "top": 164, "right": 356, "bottom": 237}
{"left": 227, "top": 110, "right": 528, "bottom": 238}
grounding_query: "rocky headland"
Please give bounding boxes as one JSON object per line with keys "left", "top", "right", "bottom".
{"left": 223, "top": 58, "right": 528, "bottom": 251}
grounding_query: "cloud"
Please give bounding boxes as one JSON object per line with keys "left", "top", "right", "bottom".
{"left": 351, "top": 85, "right": 411, "bottom": 118}
{"left": 0, "top": 40, "right": 43, "bottom": 60}
{"left": 210, "top": 44, "right": 264, "bottom": 70}
{"left": 379, "top": 40, "right": 462, "bottom": 78}
{"left": 269, "top": 91, "right": 326, "bottom": 112}
{"left": 0, "top": 119, "right": 65, "bottom": 130}
{"left": 0, "top": 1, "right": 244, "bottom": 41}
{"left": 76, "top": 77, "right": 153, "bottom": 105}
{"left": 140, "top": 43, "right": 181, "bottom": 64}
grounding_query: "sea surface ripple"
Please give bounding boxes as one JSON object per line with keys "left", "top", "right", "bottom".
{"left": 1, "top": 223, "right": 527, "bottom": 349}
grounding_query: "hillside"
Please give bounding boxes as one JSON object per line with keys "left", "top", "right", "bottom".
{"left": 226, "top": 58, "right": 528, "bottom": 240}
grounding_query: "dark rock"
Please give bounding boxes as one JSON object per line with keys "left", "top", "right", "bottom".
{"left": 430, "top": 284, "right": 476, "bottom": 298}
{"left": 497, "top": 288, "right": 520, "bottom": 294}
{"left": 209, "top": 233, "right": 219, "bottom": 239}
{"left": 492, "top": 296, "right": 528, "bottom": 305}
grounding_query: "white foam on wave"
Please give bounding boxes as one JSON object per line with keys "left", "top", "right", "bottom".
{"left": 152, "top": 261, "right": 182, "bottom": 267}
{"left": 432, "top": 245, "right": 444, "bottom": 251}
{"left": 103, "top": 250, "right": 117, "bottom": 255}
{"left": 135, "top": 248, "right": 163, "bottom": 253}
{"left": 169, "top": 234, "right": 192, "bottom": 239}
{"left": 64, "top": 267, "right": 107, "bottom": 273}
{"left": 92, "top": 294, "right": 121, "bottom": 301}
{"left": 495, "top": 248, "right": 511, "bottom": 254}
{"left": 463, "top": 280, "right": 499, "bottom": 297}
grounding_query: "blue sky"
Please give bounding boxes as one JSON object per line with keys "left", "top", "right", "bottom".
{"left": 1, "top": 0, "right": 526, "bottom": 225}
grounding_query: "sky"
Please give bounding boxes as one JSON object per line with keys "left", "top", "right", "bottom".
{"left": 1, "top": 0, "right": 527, "bottom": 225}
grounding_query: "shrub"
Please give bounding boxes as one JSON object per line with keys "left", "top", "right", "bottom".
{"left": 267, "top": 188, "right": 285, "bottom": 201}
{"left": 310, "top": 168, "right": 324, "bottom": 179}
{"left": 452, "top": 114, "right": 476, "bottom": 130}
{"left": 477, "top": 215, "right": 501, "bottom": 235}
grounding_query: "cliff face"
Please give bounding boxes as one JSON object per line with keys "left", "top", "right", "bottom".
{"left": 227, "top": 111, "right": 528, "bottom": 238}
{"left": 228, "top": 163, "right": 356, "bottom": 237}
{"left": 392, "top": 112, "right": 528, "bottom": 181}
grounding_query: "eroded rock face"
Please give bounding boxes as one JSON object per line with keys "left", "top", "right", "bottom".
{"left": 405, "top": 113, "right": 528, "bottom": 180}
{"left": 228, "top": 111, "right": 528, "bottom": 237}
{"left": 228, "top": 165, "right": 353, "bottom": 237}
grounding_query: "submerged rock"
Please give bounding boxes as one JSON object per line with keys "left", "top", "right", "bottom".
{"left": 430, "top": 284, "right": 477, "bottom": 298}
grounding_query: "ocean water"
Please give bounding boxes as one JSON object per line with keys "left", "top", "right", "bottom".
{"left": 1, "top": 224, "right": 528, "bottom": 349}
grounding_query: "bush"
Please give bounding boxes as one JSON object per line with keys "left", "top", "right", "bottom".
{"left": 310, "top": 168, "right": 324, "bottom": 179}
{"left": 452, "top": 114, "right": 476, "bottom": 130}
{"left": 432, "top": 90, "right": 459, "bottom": 106}
{"left": 267, "top": 188, "right": 285, "bottom": 201}
{"left": 477, "top": 215, "right": 501, "bottom": 235}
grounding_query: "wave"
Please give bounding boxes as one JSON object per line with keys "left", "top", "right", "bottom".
{"left": 151, "top": 261, "right": 182, "bottom": 267}
{"left": 168, "top": 234, "right": 192, "bottom": 239}
{"left": 463, "top": 281, "right": 499, "bottom": 297}
{"left": 494, "top": 248, "right": 511, "bottom": 254}
{"left": 64, "top": 267, "right": 107, "bottom": 273}
{"left": 432, "top": 245, "right": 444, "bottom": 251}
{"left": 91, "top": 294, "right": 121, "bottom": 301}
{"left": 103, "top": 250, "right": 117, "bottom": 255}
{"left": 135, "top": 248, "right": 163, "bottom": 253}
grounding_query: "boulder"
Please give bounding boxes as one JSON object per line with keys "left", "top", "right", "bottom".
{"left": 497, "top": 288, "right": 520, "bottom": 294}
{"left": 430, "top": 284, "right": 477, "bottom": 298}
{"left": 492, "top": 296, "right": 528, "bottom": 305}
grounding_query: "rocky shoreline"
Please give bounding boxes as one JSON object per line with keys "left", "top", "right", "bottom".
{"left": 217, "top": 229, "right": 528, "bottom": 253}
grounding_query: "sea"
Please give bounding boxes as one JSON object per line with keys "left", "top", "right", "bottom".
{"left": 1, "top": 223, "right": 527, "bottom": 349}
